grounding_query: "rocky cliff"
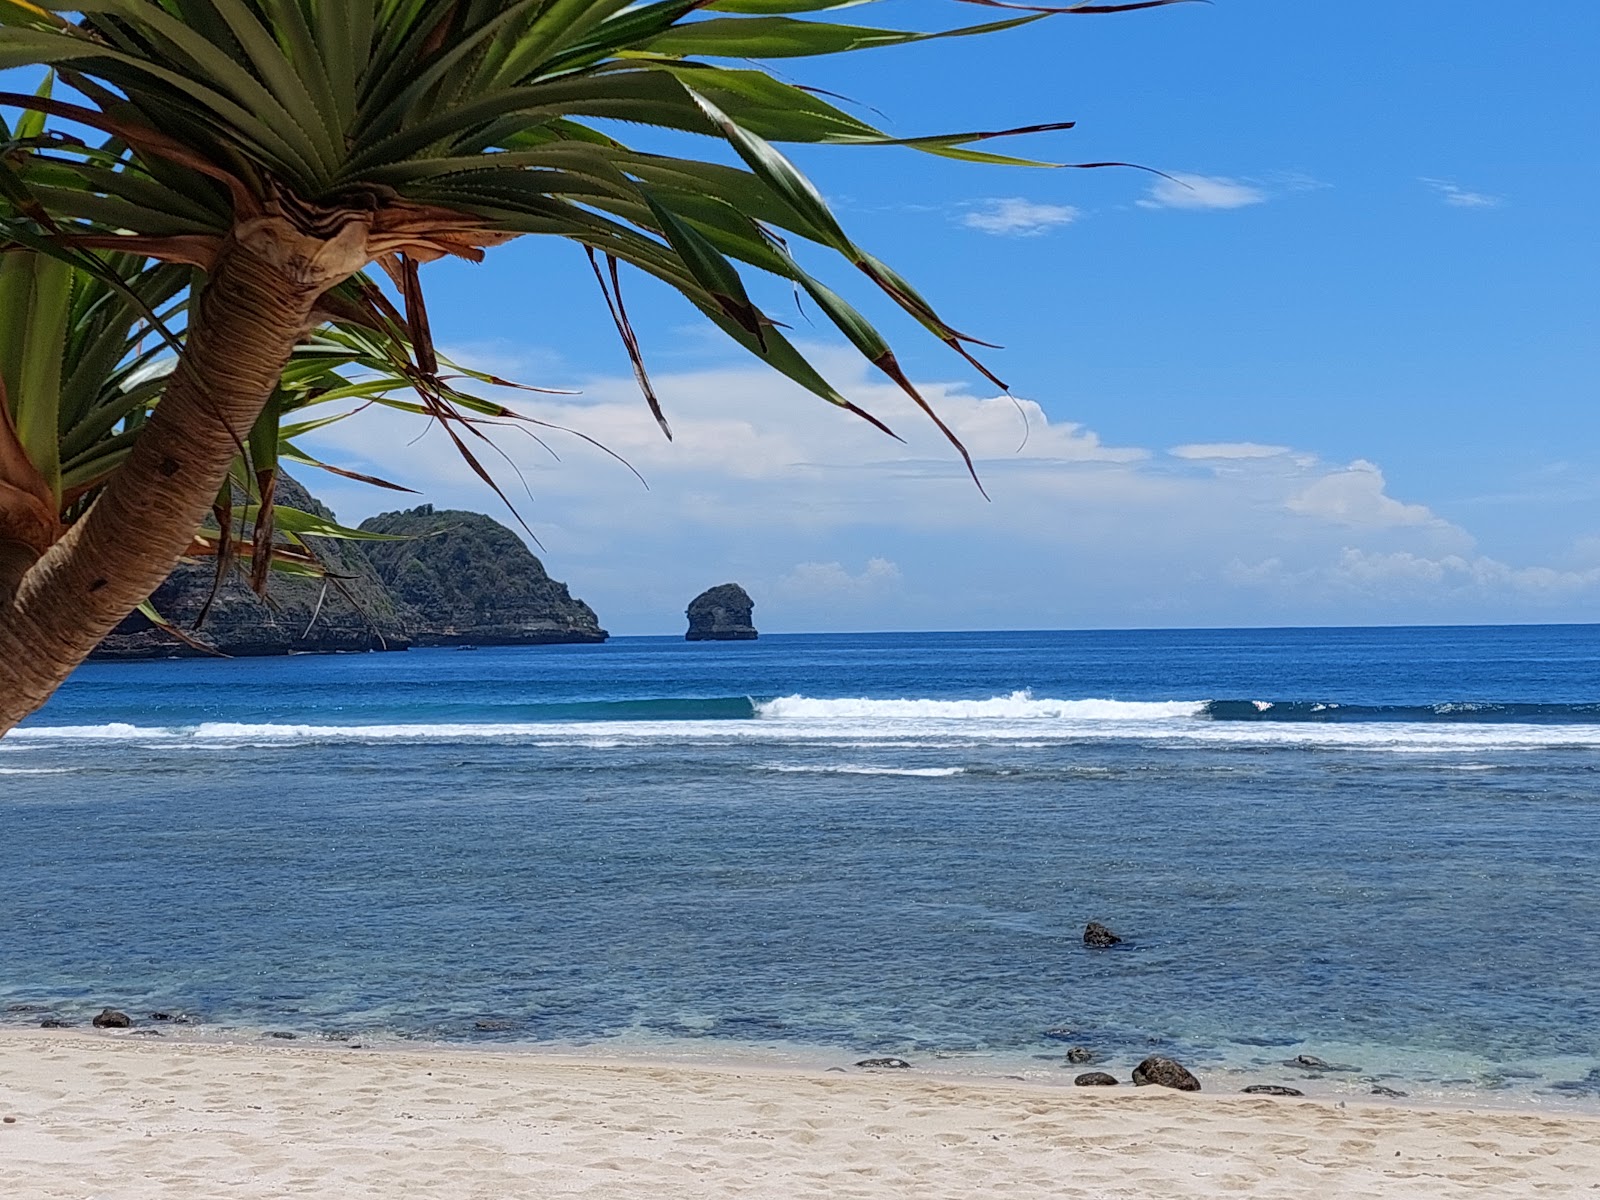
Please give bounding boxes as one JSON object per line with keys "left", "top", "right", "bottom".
{"left": 358, "top": 505, "right": 607, "bottom": 646}
{"left": 93, "top": 477, "right": 412, "bottom": 659}
{"left": 92, "top": 485, "right": 606, "bottom": 659}
{"left": 686, "top": 583, "right": 757, "bottom": 641}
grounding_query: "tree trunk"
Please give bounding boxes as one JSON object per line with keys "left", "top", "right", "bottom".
{"left": 0, "top": 216, "right": 367, "bottom": 733}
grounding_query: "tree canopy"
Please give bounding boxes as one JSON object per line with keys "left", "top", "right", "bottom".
{"left": 0, "top": 0, "right": 1185, "bottom": 731}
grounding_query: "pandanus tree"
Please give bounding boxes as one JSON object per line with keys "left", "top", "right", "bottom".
{"left": 0, "top": 0, "right": 1183, "bottom": 732}
{"left": 0, "top": 228, "right": 524, "bottom": 650}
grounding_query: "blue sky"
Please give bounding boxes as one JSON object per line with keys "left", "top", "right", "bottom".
{"left": 29, "top": 2, "right": 1600, "bottom": 633}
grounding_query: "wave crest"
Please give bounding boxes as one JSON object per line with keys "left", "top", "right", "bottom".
{"left": 756, "top": 692, "right": 1202, "bottom": 722}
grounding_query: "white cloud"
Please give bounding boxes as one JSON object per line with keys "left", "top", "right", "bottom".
{"left": 1421, "top": 178, "right": 1502, "bottom": 208}
{"left": 962, "top": 198, "right": 1080, "bottom": 237}
{"left": 1233, "top": 549, "right": 1600, "bottom": 602}
{"left": 780, "top": 558, "right": 902, "bottom": 600}
{"left": 1286, "top": 460, "right": 1442, "bottom": 529}
{"left": 1137, "top": 173, "right": 1266, "bottom": 211}
{"left": 300, "top": 348, "right": 1584, "bottom": 631}
{"left": 1170, "top": 442, "right": 1291, "bottom": 460}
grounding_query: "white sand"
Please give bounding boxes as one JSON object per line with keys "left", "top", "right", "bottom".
{"left": 2, "top": 1030, "right": 1597, "bottom": 1198}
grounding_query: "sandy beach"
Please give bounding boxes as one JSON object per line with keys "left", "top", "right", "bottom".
{"left": 2, "top": 1030, "right": 1597, "bottom": 1198}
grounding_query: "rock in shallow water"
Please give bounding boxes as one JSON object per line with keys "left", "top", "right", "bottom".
{"left": 854, "top": 1058, "right": 912, "bottom": 1070}
{"left": 1370, "top": 1085, "right": 1409, "bottom": 1098}
{"left": 1074, "top": 1072, "right": 1119, "bottom": 1087}
{"left": 1066, "top": 1046, "right": 1096, "bottom": 1064}
{"left": 1550, "top": 1068, "right": 1600, "bottom": 1093}
{"left": 1284, "top": 1054, "right": 1361, "bottom": 1073}
{"left": 1132, "top": 1055, "right": 1201, "bottom": 1091}
{"left": 1083, "top": 921, "right": 1122, "bottom": 948}
{"left": 91, "top": 1008, "right": 131, "bottom": 1029}
{"left": 1241, "top": 1085, "right": 1304, "bottom": 1097}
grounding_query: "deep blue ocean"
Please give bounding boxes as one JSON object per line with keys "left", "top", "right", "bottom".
{"left": 4, "top": 626, "right": 1600, "bottom": 1107}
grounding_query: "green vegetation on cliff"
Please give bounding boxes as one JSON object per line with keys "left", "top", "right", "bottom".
{"left": 359, "top": 506, "right": 606, "bottom": 646}
{"left": 94, "top": 477, "right": 410, "bottom": 659}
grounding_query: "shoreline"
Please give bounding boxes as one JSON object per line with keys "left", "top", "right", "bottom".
{"left": 3, "top": 1029, "right": 1598, "bottom": 1198}
{"left": 4, "top": 1017, "right": 1597, "bottom": 1119}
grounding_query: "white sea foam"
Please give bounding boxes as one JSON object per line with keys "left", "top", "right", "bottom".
{"left": 756, "top": 692, "right": 1202, "bottom": 722}
{"left": 11, "top": 696, "right": 1600, "bottom": 757}
{"left": 11, "top": 722, "right": 171, "bottom": 741}
{"left": 0, "top": 767, "right": 74, "bottom": 775}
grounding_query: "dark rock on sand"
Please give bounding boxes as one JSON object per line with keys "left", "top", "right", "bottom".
{"left": 265, "top": 1031, "right": 297, "bottom": 1039}
{"left": 92, "top": 1008, "right": 132, "bottom": 1028}
{"left": 855, "top": 1058, "right": 912, "bottom": 1070}
{"left": 1370, "top": 1085, "right": 1410, "bottom": 1098}
{"left": 1066, "top": 1047, "right": 1096, "bottom": 1064}
{"left": 1242, "top": 1085, "right": 1304, "bottom": 1097}
{"left": 1285, "top": 1054, "right": 1361, "bottom": 1073}
{"left": 39, "top": 1017, "right": 72, "bottom": 1029}
{"left": 1083, "top": 921, "right": 1122, "bottom": 948}
{"left": 1132, "top": 1055, "right": 1201, "bottom": 1091}
{"left": 685, "top": 583, "right": 757, "bottom": 641}
{"left": 1074, "top": 1072, "right": 1119, "bottom": 1087}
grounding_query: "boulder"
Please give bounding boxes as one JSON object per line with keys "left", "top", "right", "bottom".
{"left": 685, "top": 583, "right": 757, "bottom": 641}
{"left": 1074, "top": 1072, "right": 1119, "bottom": 1087}
{"left": 359, "top": 505, "right": 607, "bottom": 646}
{"left": 1241, "top": 1085, "right": 1304, "bottom": 1097}
{"left": 1066, "top": 1047, "right": 1096, "bottom": 1064}
{"left": 38, "top": 1017, "right": 72, "bottom": 1029}
{"left": 1083, "top": 921, "right": 1122, "bottom": 948}
{"left": 91, "top": 1008, "right": 132, "bottom": 1029}
{"left": 1132, "top": 1055, "right": 1201, "bottom": 1091}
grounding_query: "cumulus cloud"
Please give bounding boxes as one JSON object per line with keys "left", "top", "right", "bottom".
{"left": 962, "top": 198, "right": 1080, "bottom": 236}
{"left": 299, "top": 348, "right": 1580, "bottom": 631}
{"left": 1137, "top": 173, "right": 1266, "bottom": 211}
{"left": 1421, "top": 177, "right": 1502, "bottom": 209}
{"left": 1170, "top": 442, "right": 1291, "bottom": 460}
{"left": 1286, "top": 460, "right": 1442, "bottom": 529}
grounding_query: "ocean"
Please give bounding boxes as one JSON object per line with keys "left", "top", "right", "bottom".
{"left": 3, "top": 625, "right": 1599, "bottom": 1108}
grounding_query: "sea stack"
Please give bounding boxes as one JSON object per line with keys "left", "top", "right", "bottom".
{"left": 685, "top": 583, "right": 757, "bottom": 641}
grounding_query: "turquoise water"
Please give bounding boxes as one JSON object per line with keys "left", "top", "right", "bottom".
{"left": 3, "top": 626, "right": 1599, "bottom": 1105}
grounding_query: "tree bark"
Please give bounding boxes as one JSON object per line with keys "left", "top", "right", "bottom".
{"left": 0, "top": 216, "right": 368, "bottom": 733}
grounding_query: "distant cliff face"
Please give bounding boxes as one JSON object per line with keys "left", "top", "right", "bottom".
{"left": 93, "top": 477, "right": 412, "bottom": 659}
{"left": 686, "top": 583, "right": 757, "bottom": 641}
{"left": 358, "top": 506, "right": 607, "bottom": 645}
